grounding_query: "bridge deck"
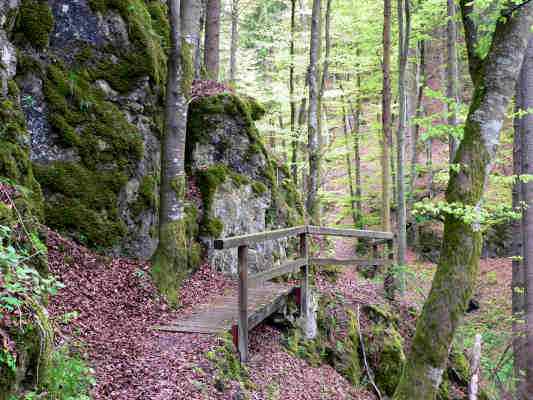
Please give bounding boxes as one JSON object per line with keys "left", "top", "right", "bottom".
{"left": 156, "top": 282, "right": 295, "bottom": 334}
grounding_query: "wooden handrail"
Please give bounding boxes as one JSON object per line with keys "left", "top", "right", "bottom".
{"left": 214, "top": 225, "right": 394, "bottom": 363}
{"left": 307, "top": 225, "right": 393, "bottom": 240}
{"left": 214, "top": 225, "right": 307, "bottom": 249}
{"left": 213, "top": 225, "right": 393, "bottom": 249}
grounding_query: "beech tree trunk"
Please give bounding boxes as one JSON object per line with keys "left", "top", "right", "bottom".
{"left": 381, "top": 0, "right": 392, "bottom": 233}
{"left": 446, "top": 0, "right": 460, "bottom": 162}
{"left": 513, "top": 35, "right": 533, "bottom": 400}
{"left": 350, "top": 81, "right": 363, "bottom": 227}
{"left": 408, "top": 40, "right": 426, "bottom": 216}
{"left": 343, "top": 102, "right": 357, "bottom": 227}
{"left": 290, "top": 0, "right": 298, "bottom": 185}
{"left": 153, "top": 0, "right": 201, "bottom": 305}
{"left": 306, "top": 0, "right": 322, "bottom": 223}
{"left": 396, "top": 0, "right": 410, "bottom": 269}
{"left": 229, "top": 0, "right": 239, "bottom": 84}
{"left": 204, "top": 0, "right": 220, "bottom": 80}
{"left": 393, "top": 4, "right": 533, "bottom": 399}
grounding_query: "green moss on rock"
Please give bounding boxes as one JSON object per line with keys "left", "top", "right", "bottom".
{"left": 34, "top": 162, "right": 128, "bottom": 248}
{"left": 87, "top": 0, "right": 168, "bottom": 92}
{"left": 132, "top": 175, "right": 158, "bottom": 216}
{"left": 16, "top": 0, "right": 54, "bottom": 49}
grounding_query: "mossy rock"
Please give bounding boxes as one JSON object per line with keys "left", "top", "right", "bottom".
{"left": 87, "top": 0, "right": 168, "bottom": 91}
{"left": 15, "top": 0, "right": 54, "bottom": 49}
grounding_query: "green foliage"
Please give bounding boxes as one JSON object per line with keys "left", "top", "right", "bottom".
{"left": 206, "top": 334, "right": 250, "bottom": 391}
{"left": 16, "top": 0, "right": 54, "bottom": 49}
{"left": 10, "top": 346, "right": 95, "bottom": 400}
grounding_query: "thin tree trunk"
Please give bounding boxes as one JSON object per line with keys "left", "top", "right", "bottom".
{"left": 194, "top": 0, "right": 205, "bottom": 79}
{"left": 306, "top": 0, "right": 322, "bottom": 223}
{"left": 396, "top": 0, "right": 411, "bottom": 269}
{"left": 381, "top": 0, "right": 392, "bottom": 233}
{"left": 393, "top": 4, "right": 533, "bottom": 398}
{"left": 279, "top": 114, "right": 287, "bottom": 163}
{"left": 408, "top": 41, "right": 426, "bottom": 215}
{"left": 229, "top": 0, "right": 239, "bottom": 84}
{"left": 447, "top": 0, "right": 460, "bottom": 162}
{"left": 298, "top": 97, "right": 307, "bottom": 193}
{"left": 513, "top": 35, "right": 533, "bottom": 400}
{"left": 153, "top": 0, "right": 201, "bottom": 304}
{"left": 290, "top": 0, "right": 298, "bottom": 185}
{"left": 427, "top": 138, "right": 433, "bottom": 199}
{"left": 204, "top": 0, "right": 220, "bottom": 80}
{"left": 349, "top": 83, "right": 363, "bottom": 227}
{"left": 343, "top": 103, "right": 357, "bottom": 226}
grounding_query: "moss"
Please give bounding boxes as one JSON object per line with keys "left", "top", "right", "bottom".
{"left": 229, "top": 172, "right": 250, "bottom": 187}
{"left": 369, "top": 324, "right": 406, "bottom": 396}
{"left": 200, "top": 217, "right": 224, "bottom": 237}
{"left": 151, "top": 207, "right": 200, "bottom": 305}
{"left": 132, "top": 175, "right": 158, "bottom": 216}
{"left": 180, "top": 40, "right": 194, "bottom": 96}
{"left": 87, "top": 0, "right": 168, "bottom": 91}
{"left": 16, "top": 0, "right": 54, "bottom": 49}
{"left": 34, "top": 162, "right": 128, "bottom": 247}
{"left": 0, "top": 83, "right": 44, "bottom": 218}
{"left": 251, "top": 181, "right": 267, "bottom": 196}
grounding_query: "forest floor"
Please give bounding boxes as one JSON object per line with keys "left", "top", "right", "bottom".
{"left": 46, "top": 224, "right": 512, "bottom": 399}
{"left": 47, "top": 229, "right": 376, "bottom": 400}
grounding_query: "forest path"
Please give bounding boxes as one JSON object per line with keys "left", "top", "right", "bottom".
{"left": 47, "top": 229, "right": 372, "bottom": 400}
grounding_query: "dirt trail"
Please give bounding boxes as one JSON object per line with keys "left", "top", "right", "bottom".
{"left": 47, "top": 229, "right": 374, "bottom": 399}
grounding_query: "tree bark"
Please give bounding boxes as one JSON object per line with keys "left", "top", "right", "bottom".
{"left": 229, "top": 0, "right": 239, "bottom": 84}
{"left": 447, "top": 0, "right": 460, "bottom": 163}
{"left": 396, "top": 0, "right": 411, "bottom": 270}
{"left": 513, "top": 35, "right": 533, "bottom": 400}
{"left": 343, "top": 102, "right": 357, "bottom": 227}
{"left": 381, "top": 0, "right": 392, "bottom": 233}
{"left": 290, "top": 0, "right": 298, "bottom": 185}
{"left": 394, "top": 3, "right": 533, "bottom": 398}
{"left": 153, "top": 0, "right": 201, "bottom": 305}
{"left": 350, "top": 80, "right": 363, "bottom": 227}
{"left": 306, "top": 0, "right": 322, "bottom": 224}
{"left": 204, "top": 0, "right": 220, "bottom": 80}
{"left": 408, "top": 41, "right": 426, "bottom": 216}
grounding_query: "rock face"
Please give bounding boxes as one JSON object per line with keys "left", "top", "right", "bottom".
{"left": 0, "top": 0, "right": 167, "bottom": 258}
{"left": 187, "top": 94, "right": 304, "bottom": 274}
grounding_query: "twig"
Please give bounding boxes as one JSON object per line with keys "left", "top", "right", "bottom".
{"left": 356, "top": 304, "right": 383, "bottom": 400}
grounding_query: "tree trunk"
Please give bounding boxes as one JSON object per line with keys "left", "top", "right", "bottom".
{"left": 204, "top": 0, "right": 220, "bottom": 80}
{"left": 229, "top": 0, "right": 239, "bottom": 85}
{"left": 290, "top": 0, "right": 298, "bottom": 185}
{"left": 152, "top": 0, "right": 201, "bottom": 305}
{"left": 343, "top": 102, "right": 357, "bottom": 227}
{"left": 513, "top": 35, "right": 533, "bottom": 400}
{"left": 396, "top": 0, "right": 410, "bottom": 270}
{"left": 447, "top": 0, "right": 460, "bottom": 162}
{"left": 306, "top": 0, "right": 322, "bottom": 224}
{"left": 279, "top": 114, "right": 287, "bottom": 163}
{"left": 194, "top": 0, "right": 205, "bottom": 79}
{"left": 427, "top": 138, "right": 433, "bottom": 199}
{"left": 408, "top": 41, "right": 426, "bottom": 215}
{"left": 381, "top": 0, "right": 392, "bottom": 233}
{"left": 393, "top": 4, "right": 533, "bottom": 399}
{"left": 350, "top": 80, "right": 363, "bottom": 227}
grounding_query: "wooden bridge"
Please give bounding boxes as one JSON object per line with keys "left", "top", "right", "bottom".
{"left": 157, "top": 225, "right": 394, "bottom": 362}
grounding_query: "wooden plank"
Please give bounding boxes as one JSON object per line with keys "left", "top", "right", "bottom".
{"left": 307, "top": 225, "right": 393, "bottom": 240}
{"left": 248, "top": 258, "right": 307, "bottom": 286}
{"left": 310, "top": 257, "right": 387, "bottom": 266}
{"left": 238, "top": 245, "right": 249, "bottom": 363}
{"left": 213, "top": 226, "right": 307, "bottom": 249}
{"left": 248, "top": 290, "right": 290, "bottom": 330}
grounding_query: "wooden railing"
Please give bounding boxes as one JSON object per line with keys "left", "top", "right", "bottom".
{"left": 213, "top": 225, "right": 394, "bottom": 362}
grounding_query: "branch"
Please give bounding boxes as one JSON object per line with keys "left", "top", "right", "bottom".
{"left": 503, "top": 0, "right": 533, "bottom": 17}
{"left": 459, "top": 0, "right": 483, "bottom": 82}
{"left": 357, "top": 305, "right": 383, "bottom": 400}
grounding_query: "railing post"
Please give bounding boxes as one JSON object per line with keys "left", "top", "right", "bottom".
{"left": 299, "top": 232, "right": 309, "bottom": 319}
{"left": 238, "top": 245, "right": 249, "bottom": 363}
{"left": 384, "top": 237, "right": 396, "bottom": 300}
